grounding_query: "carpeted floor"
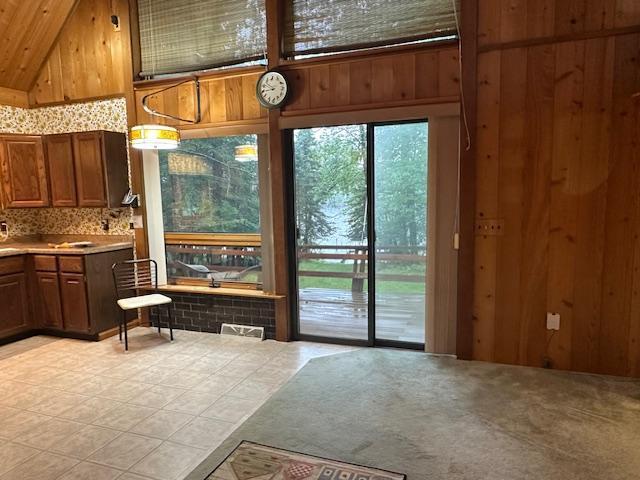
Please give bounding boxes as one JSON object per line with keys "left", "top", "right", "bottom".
{"left": 186, "top": 349, "right": 640, "bottom": 480}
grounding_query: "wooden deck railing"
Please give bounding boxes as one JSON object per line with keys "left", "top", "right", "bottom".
{"left": 163, "top": 242, "right": 426, "bottom": 291}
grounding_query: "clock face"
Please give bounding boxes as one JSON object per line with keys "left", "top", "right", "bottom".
{"left": 256, "top": 71, "right": 288, "bottom": 109}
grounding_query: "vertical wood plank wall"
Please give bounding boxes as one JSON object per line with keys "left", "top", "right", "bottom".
{"left": 29, "top": 0, "right": 133, "bottom": 105}
{"left": 473, "top": 0, "right": 640, "bottom": 377}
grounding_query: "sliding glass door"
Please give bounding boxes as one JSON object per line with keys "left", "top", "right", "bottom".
{"left": 293, "top": 125, "right": 369, "bottom": 341}
{"left": 291, "top": 121, "right": 428, "bottom": 347}
{"left": 373, "top": 122, "right": 428, "bottom": 345}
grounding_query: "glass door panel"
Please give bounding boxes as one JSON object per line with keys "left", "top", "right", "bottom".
{"left": 293, "top": 125, "right": 369, "bottom": 341}
{"left": 373, "top": 122, "right": 428, "bottom": 344}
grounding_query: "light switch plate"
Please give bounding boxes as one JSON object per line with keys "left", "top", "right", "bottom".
{"left": 546, "top": 312, "right": 560, "bottom": 330}
{"left": 131, "top": 215, "right": 144, "bottom": 229}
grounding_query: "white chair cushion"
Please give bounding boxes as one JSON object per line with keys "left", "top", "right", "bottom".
{"left": 117, "top": 294, "right": 172, "bottom": 310}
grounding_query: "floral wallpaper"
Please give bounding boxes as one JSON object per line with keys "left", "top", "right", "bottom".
{"left": 0, "top": 99, "right": 133, "bottom": 237}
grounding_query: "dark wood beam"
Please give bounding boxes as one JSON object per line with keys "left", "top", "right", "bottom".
{"left": 456, "top": 0, "right": 478, "bottom": 360}
{"left": 265, "top": 0, "right": 290, "bottom": 341}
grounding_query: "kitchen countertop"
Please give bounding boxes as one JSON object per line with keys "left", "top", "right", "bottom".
{"left": 0, "top": 235, "right": 134, "bottom": 258}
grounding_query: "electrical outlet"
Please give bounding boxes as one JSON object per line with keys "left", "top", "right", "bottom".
{"left": 101, "top": 219, "right": 110, "bottom": 231}
{"left": 0, "top": 221, "right": 7, "bottom": 233}
{"left": 546, "top": 312, "right": 560, "bottom": 330}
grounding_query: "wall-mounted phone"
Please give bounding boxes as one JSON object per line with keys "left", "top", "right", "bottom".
{"left": 121, "top": 189, "right": 140, "bottom": 208}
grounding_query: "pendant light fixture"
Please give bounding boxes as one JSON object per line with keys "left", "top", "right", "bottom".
{"left": 130, "top": 77, "right": 201, "bottom": 150}
{"left": 234, "top": 144, "right": 258, "bottom": 162}
{"left": 130, "top": 124, "right": 180, "bottom": 150}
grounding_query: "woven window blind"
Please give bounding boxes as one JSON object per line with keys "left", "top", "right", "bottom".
{"left": 138, "top": 0, "right": 266, "bottom": 77}
{"left": 283, "top": 0, "right": 459, "bottom": 56}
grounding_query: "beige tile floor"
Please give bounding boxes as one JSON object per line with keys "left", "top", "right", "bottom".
{"left": 0, "top": 328, "right": 356, "bottom": 480}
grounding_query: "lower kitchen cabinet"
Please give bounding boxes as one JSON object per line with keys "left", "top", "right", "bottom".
{"left": 34, "top": 272, "right": 64, "bottom": 329}
{"left": 0, "top": 248, "right": 134, "bottom": 343}
{"left": 0, "top": 272, "right": 30, "bottom": 337}
{"left": 59, "top": 273, "right": 90, "bottom": 332}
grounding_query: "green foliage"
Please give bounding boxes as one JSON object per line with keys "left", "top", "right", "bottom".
{"left": 159, "top": 135, "right": 260, "bottom": 234}
{"left": 374, "top": 123, "right": 428, "bottom": 247}
{"left": 294, "top": 123, "right": 427, "bottom": 247}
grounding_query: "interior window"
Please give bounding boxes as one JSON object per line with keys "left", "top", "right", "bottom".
{"left": 137, "top": 0, "right": 266, "bottom": 77}
{"left": 158, "top": 135, "right": 263, "bottom": 287}
{"left": 283, "top": 0, "right": 459, "bottom": 58}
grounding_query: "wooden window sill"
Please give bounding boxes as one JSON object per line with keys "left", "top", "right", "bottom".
{"left": 151, "top": 284, "right": 285, "bottom": 300}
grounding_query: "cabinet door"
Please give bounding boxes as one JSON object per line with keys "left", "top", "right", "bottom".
{"left": 0, "top": 273, "right": 29, "bottom": 335}
{"left": 59, "top": 273, "right": 90, "bottom": 332}
{"left": 45, "top": 135, "right": 77, "bottom": 207}
{"left": 34, "top": 272, "right": 63, "bottom": 329}
{"left": 72, "top": 132, "right": 107, "bottom": 207}
{"left": 0, "top": 136, "right": 49, "bottom": 208}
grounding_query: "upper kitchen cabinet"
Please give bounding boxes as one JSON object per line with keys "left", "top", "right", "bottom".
{"left": 72, "top": 131, "right": 129, "bottom": 208}
{"left": 45, "top": 134, "right": 77, "bottom": 207}
{"left": 42, "top": 131, "right": 129, "bottom": 208}
{"left": 0, "top": 135, "right": 49, "bottom": 208}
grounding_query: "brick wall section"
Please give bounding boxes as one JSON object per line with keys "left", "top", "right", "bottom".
{"left": 149, "top": 292, "right": 276, "bottom": 339}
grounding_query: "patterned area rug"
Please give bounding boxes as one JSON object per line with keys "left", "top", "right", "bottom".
{"left": 206, "top": 441, "right": 406, "bottom": 480}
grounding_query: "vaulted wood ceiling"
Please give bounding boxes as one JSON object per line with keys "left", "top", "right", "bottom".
{"left": 0, "top": 0, "right": 76, "bottom": 91}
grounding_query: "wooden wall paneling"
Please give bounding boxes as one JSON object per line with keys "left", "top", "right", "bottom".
{"left": 283, "top": 68, "right": 310, "bottom": 111}
{"left": 518, "top": 44, "right": 554, "bottom": 367}
{"left": 526, "top": 0, "right": 556, "bottom": 39}
{"left": 598, "top": 34, "right": 639, "bottom": 375}
{"left": 437, "top": 49, "right": 460, "bottom": 97}
{"left": 554, "top": 0, "right": 587, "bottom": 36}
{"left": 500, "top": 0, "right": 528, "bottom": 43}
{"left": 177, "top": 80, "right": 196, "bottom": 123}
{"left": 390, "top": 54, "right": 416, "bottom": 101}
{"left": 309, "top": 65, "right": 332, "bottom": 109}
{"left": 29, "top": 0, "right": 132, "bottom": 106}
{"left": 472, "top": 51, "right": 501, "bottom": 361}
{"left": 571, "top": 37, "right": 613, "bottom": 374}
{"left": 207, "top": 79, "right": 228, "bottom": 123}
{"left": 224, "top": 77, "right": 244, "bottom": 121}
{"left": 349, "top": 60, "right": 373, "bottom": 105}
{"left": 493, "top": 47, "right": 527, "bottom": 365}
{"left": 161, "top": 85, "right": 180, "bottom": 125}
{"left": 477, "top": 0, "right": 501, "bottom": 46}
{"left": 329, "top": 63, "right": 350, "bottom": 106}
{"left": 415, "top": 52, "right": 440, "bottom": 99}
{"left": 545, "top": 40, "right": 585, "bottom": 370}
{"left": 371, "top": 58, "right": 395, "bottom": 102}
{"left": 242, "top": 74, "right": 264, "bottom": 119}
{"left": 478, "top": 0, "right": 640, "bottom": 52}
{"left": 584, "top": 0, "right": 616, "bottom": 31}
{"left": 614, "top": 0, "right": 640, "bottom": 28}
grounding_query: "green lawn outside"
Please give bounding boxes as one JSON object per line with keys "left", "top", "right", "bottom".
{"left": 297, "top": 260, "right": 426, "bottom": 294}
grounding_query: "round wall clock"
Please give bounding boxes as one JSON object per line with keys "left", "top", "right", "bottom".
{"left": 256, "top": 70, "right": 289, "bottom": 109}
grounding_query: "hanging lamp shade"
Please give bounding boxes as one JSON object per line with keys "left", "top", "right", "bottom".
{"left": 130, "top": 124, "right": 180, "bottom": 150}
{"left": 234, "top": 144, "right": 258, "bottom": 162}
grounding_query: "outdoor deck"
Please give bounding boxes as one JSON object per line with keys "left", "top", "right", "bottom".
{"left": 298, "top": 287, "right": 425, "bottom": 344}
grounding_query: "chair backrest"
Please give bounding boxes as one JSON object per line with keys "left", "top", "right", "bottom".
{"left": 112, "top": 258, "right": 158, "bottom": 299}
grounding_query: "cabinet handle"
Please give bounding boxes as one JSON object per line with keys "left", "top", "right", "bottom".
{"left": 66, "top": 280, "right": 80, "bottom": 285}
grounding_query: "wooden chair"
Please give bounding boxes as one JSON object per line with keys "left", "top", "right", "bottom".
{"left": 111, "top": 259, "right": 174, "bottom": 351}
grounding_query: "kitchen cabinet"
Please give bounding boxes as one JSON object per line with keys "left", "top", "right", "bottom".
{"left": 0, "top": 256, "right": 30, "bottom": 338}
{"left": 0, "top": 131, "right": 128, "bottom": 209}
{"left": 0, "top": 135, "right": 49, "bottom": 208}
{"left": 28, "top": 248, "right": 134, "bottom": 337}
{"left": 45, "top": 134, "right": 77, "bottom": 207}
{"left": 34, "top": 272, "right": 64, "bottom": 329}
{"left": 73, "top": 131, "right": 129, "bottom": 208}
{"left": 59, "top": 272, "right": 90, "bottom": 332}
